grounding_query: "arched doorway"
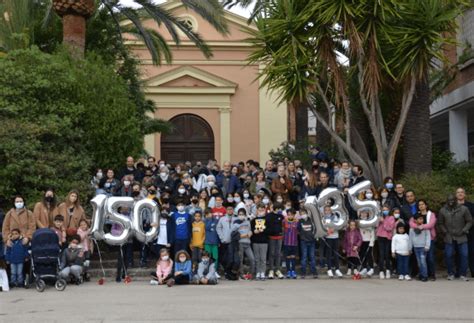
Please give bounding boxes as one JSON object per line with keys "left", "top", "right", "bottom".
{"left": 161, "top": 114, "right": 215, "bottom": 164}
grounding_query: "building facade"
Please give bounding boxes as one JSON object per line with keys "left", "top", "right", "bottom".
{"left": 127, "top": 1, "right": 287, "bottom": 165}
{"left": 430, "top": 8, "right": 474, "bottom": 162}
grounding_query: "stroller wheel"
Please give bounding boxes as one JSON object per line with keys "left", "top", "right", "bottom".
{"left": 55, "top": 279, "right": 67, "bottom": 291}
{"left": 36, "top": 279, "right": 46, "bottom": 292}
{"left": 24, "top": 274, "right": 30, "bottom": 289}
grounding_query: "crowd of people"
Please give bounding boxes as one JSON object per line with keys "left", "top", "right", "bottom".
{"left": 1, "top": 146, "right": 473, "bottom": 289}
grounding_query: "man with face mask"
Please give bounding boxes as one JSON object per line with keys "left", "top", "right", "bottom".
{"left": 348, "top": 165, "right": 366, "bottom": 187}
{"left": 438, "top": 194, "right": 473, "bottom": 281}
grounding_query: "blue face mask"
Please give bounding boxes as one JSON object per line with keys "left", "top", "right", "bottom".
{"left": 385, "top": 183, "right": 394, "bottom": 190}
{"left": 382, "top": 210, "right": 390, "bottom": 216}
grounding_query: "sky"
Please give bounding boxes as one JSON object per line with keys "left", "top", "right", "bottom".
{"left": 119, "top": 0, "right": 252, "bottom": 18}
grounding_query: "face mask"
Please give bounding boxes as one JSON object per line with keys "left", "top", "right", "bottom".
{"left": 105, "top": 183, "right": 111, "bottom": 188}
{"left": 96, "top": 172, "right": 103, "bottom": 179}
{"left": 191, "top": 199, "right": 198, "bottom": 204}
{"left": 276, "top": 198, "right": 283, "bottom": 203}
{"left": 365, "top": 193, "right": 373, "bottom": 200}
{"left": 15, "top": 202, "right": 24, "bottom": 209}
{"left": 124, "top": 180, "right": 131, "bottom": 187}
{"left": 301, "top": 214, "right": 308, "bottom": 220}
{"left": 148, "top": 190, "right": 156, "bottom": 195}
{"left": 243, "top": 193, "right": 250, "bottom": 199}
{"left": 234, "top": 197, "right": 241, "bottom": 203}
{"left": 238, "top": 215, "right": 245, "bottom": 221}
{"left": 177, "top": 206, "right": 185, "bottom": 212}
{"left": 227, "top": 197, "right": 234, "bottom": 203}
{"left": 202, "top": 258, "right": 209, "bottom": 264}
{"left": 382, "top": 210, "right": 389, "bottom": 216}
{"left": 162, "top": 255, "right": 169, "bottom": 261}
{"left": 175, "top": 168, "right": 181, "bottom": 173}
{"left": 385, "top": 183, "right": 394, "bottom": 190}
{"left": 394, "top": 213, "right": 400, "bottom": 219}
{"left": 262, "top": 198, "right": 270, "bottom": 205}
{"left": 160, "top": 172, "right": 167, "bottom": 179}
{"left": 178, "top": 188, "right": 186, "bottom": 194}
{"left": 208, "top": 181, "right": 215, "bottom": 187}
{"left": 45, "top": 196, "right": 54, "bottom": 203}
{"left": 381, "top": 192, "right": 388, "bottom": 198}
{"left": 70, "top": 243, "right": 78, "bottom": 249}
{"left": 132, "top": 191, "right": 140, "bottom": 197}
{"left": 215, "top": 202, "right": 222, "bottom": 207}
{"left": 179, "top": 257, "right": 186, "bottom": 263}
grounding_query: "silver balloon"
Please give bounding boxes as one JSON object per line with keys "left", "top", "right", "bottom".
{"left": 132, "top": 199, "right": 160, "bottom": 243}
{"left": 304, "top": 196, "right": 326, "bottom": 239}
{"left": 103, "top": 197, "right": 134, "bottom": 246}
{"left": 347, "top": 180, "right": 380, "bottom": 228}
{"left": 317, "top": 187, "right": 348, "bottom": 231}
{"left": 90, "top": 194, "right": 107, "bottom": 241}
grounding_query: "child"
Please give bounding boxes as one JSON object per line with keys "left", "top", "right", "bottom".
{"left": 409, "top": 214, "right": 431, "bottom": 282}
{"left": 50, "top": 215, "right": 66, "bottom": 247}
{"left": 59, "top": 235, "right": 85, "bottom": 284}
{"left": 170, "top": 201, "right": 192, "bottom": 255}
{"left": 391, "top": 222, "right": 412, "bottom": 280}
{"left": 190, "top": 211, "right": 205, "bottom": 271}
{"left": 358, "top": 210, "right": 375, "bottom": 277}
{"left": 283, "top": 209, "right": 299, "bottom": 279}
{"left": 232, "top": 208, "right": 255, "bottom": 279}
{"left": 217, "top": 203, "right": 236, "bottom": 277}
{"left": 376, "top": 205, "right": 395, "bottom": 279}
{"left": 5, "top": 229, "right": 29, "bottom": 287}
{"left": 204, "top": 208, "right": 219, "bottom": 273}
{"left": 251, "top": 203, "right": 269, "bottom": 280}
{"left": 150, "top": 248, "right": 173, "bottom": 285}
{"left": 343, "top": 220, "right": 363, "bottom": 276}
{"left": 167, "top": 250, "right": 192, "bottom": 287}
{"left": 77, "top": 219, "right": 91, "bottom": 256}
{"left": 266, "top": 203, "right": 284, "bottom": 279}
{"left": 211, "top": 196, "right": 226, "bottom": 219}
{"left": 322, "top": 206, "right": 343, "bottom": 278}
{"left": 298, "top": 208, "right": 318, "bottom": 278}
{"left": 192, "top": 251, "right": 218, "bottom": 285}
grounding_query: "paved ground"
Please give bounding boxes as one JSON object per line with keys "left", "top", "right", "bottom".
{"left": 0, "top": 277, "right": 473, "bottom": 322}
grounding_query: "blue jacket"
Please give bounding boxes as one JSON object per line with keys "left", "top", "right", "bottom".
{"left": 204, "top": 217, "right": 220, "bottom": 245}
{"left": 174, "top": 259, "right": 192, "bottom": 278}
{"left": 216, "top": 174, "right": 241, "bottom": 194}
{"left": 170, "top": 211, "right": 192, "bottom": 241}
{"left": 6, "top": 239, "right": 29, "bottom": 264}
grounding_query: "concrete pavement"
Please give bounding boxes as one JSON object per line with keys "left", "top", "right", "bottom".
{"left": 0, "top": 278, "right": 473, "bottom": 322}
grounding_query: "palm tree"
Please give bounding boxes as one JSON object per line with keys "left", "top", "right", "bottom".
{"left": 247, "top": 0, "right": 466, "bottom": 184}
{"left": 49, "top": 0, "right": 229, "bottom": 61}
{"left": 0, "top": 0, "right": 33, "bottom": 52}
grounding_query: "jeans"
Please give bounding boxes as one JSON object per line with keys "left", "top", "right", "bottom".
{"left": 268, "top": 239, "right": 283, "bottom": 272}
{"left": 174, "top": 239, "right": 190, "bottom": 257}
{"left": 467, "top": 233, "right": 474, "bottom": 277}
{"left": 396, "top": 254, "right": 409, "bottom": 276}
{"left": 427, "top": 240, "right": 436, "bottom": 277}
{"left": 377, "top": 237, "right": 391, "bottom": 272}
{"left": 414, "top": 247, "right": 428, "bottom": 279}
{"left": 325, "top": 238, "right": 339, "bottom": 270}
{"left": 253, "top": 243, "right": 268, "bottom": 274}
{"left": 10, "top": 263, "right": 24, "bottom": 285}
{"left": 60, "top": 265, "right": 83, "bottom": 280}
{"left": 300, "top": 240, "right": 317, "bottom": 275}
{"left": 445, "top": 241, "right": 468, "bottom": 277}
{"left": 239, "top": 243, "right": 255, "bottom": 275}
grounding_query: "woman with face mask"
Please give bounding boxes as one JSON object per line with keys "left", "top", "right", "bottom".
{"left": 376, "top": 204, "right": 396, "bottom": 280}
{"left": 33, "top": 189, "right": 59, "bottom": 229}
{"left": 3, "top": 195, "right": 35, "bottom": 247}
{"left": 171, "top": 184, "right": 190, "bottom": 206}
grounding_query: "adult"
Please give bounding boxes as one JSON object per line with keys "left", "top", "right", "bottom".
{"left": 393, "top": 183, "right": 406, "bottom": 209}
{"left": 315, "top": 171, "right": 333, "bottom": 197}
{"left": 155, "top": 166, "right": 175, "bottom": 193}
{"left": 438, "top": 194, "right": 472, "bottom": 281}
{"left": 249, "top": 171, "right": 270, "bottom": 196}
{"left": 2, "top": 196, "right": 36, "bottom": 245}
{"left": 334, "top": 161, "right": 352, "bottom": 190}
{"left": 299, "top": 171, "right": 318, "bottom": 200}
{"left": 117, "top": 175, "right": 134, "bottom": 197}
{"left": 456, "top": 187, "right": 474, "bottom": 278}
{"left": 348, "top": 165, "right": 366, "bottom": 187}
{"left": 271, "top": 165, "right": 293, "bottom": 200}
{"left": 99, "top": 169, "right": 120, "bottom": 196}
{"left": 57, "top": 190, "right": 88, "bottom": 231}
{"left": 33, "top": 189, "right": 58, "bottom": 229}
{"left": 400, "top": 190, "right": 417, "bottom": 223}
{"left": 118, "top": 156, "right": 142, "bottom": 182}
{"left": 264, "top": 160, "right": 277, "bottom": 185}
{"left": 216, "top": 161, "right": 241, "bottom": 196}
{"left": 147, "top": 156, "right": 159, "bottom": 176}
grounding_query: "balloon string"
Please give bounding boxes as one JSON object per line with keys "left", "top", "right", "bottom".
{"left": 120, "top": 245, "right": 128, "bottom": 278}
{"left": 93, "top": 239, "right": 106, "bottom": 278}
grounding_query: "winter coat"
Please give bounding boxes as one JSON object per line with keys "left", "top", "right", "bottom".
{"left": 2, "top": 208, "right": 36, "bottom": 243}
{"left": 204, "top": 217, "right": 219, "bottom": 245}
{"left": 216, "top": 174, "right": 241, "bottom": 195}
{"left": 5, "top": 239, "right": 29, "bottom": 264}
{"left": 376, "top": 216, "right": 396, "bottom": 240}
{"left": 343, "top": 229, "right": 363, "bottom": 257}
{"left": 57, "top": 203, "right": 88, "bottom": 230}
{"left": 216, "top": 215, "right": 235, "bottom": 244}
{"left": 409, "top": 211, "right": 437, "bottom": 241}
{"left": 33, "top": 202, "right": 58, "bottom": 229}
{"left": 271, "top": 176, "right": 293, "bottom": 199}
{"left": 438, "top": 204, "right": 472, "bottom": 244}
{"left": 60, "top": 247, "right": 85, "bottom": 269}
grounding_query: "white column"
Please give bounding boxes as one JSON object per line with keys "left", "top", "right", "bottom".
{"left": 449, "top": 109, "right": 468, "bottom": 162}
{"left": 219, "top": 107, "right": 231, "bottom": 163}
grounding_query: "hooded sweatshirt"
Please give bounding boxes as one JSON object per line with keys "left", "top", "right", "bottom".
{"left": 232, "top": 218, "right": 252, "bottom": 244}
{"left": 174, "top": 251, "right": 192, "bottom": 278}
{"left": 216, "top": 214, "right": 235, "bottom": 244}
{"left": 204, "top": 217, "right": 219, "bottom": 245}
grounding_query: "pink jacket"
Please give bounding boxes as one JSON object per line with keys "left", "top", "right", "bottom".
{"left": 376, "top": 216, "right": 396, "bottom": 240}
{"left": 343, "top": 229, "right": 363, "bottom": 257}
{"left": 77, "top": 228, "right": 91, "bottom": 252}
{"left": 409, "top": 211, "right": 437, "bottom": 240}
{"left": 156, "top": 259, "right": 173, "bottom": 279}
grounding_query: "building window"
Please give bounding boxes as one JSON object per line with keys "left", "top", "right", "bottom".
{"left": 178, "top": 15, "right": 198, "bottom": 33}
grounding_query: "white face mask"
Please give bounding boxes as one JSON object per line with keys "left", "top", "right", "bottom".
{"left": 207, "top": 181, "right": 215, "bottom": 187}
{"left": 179, "top": 257, "right": 186, "bottom": 263}
{"left": 276, "top": 198, "right": 283, "bottom": 203}
{"left": 365, "top": 193, "right": 373, "bottom": 200}
{"left": 15, "top": 202, "right": 24, "bottom": 209}
{"left": 238, "top": 215, "right": 246, "bottom": 221}
{"left": 381, "top": 192, "right": 388, "bottom": 198}
{"left": 243, "top": 193, "right": 250, "bottom": 199}
{"left": 262, "top": 198, "right": 270, "bottom": 205}
{"left": 234, "top": 197, "right": 241, "bottom": 203}
{"left": 178, "top": 188, "right": 186, "bottom": 194}
{"left": 227, "top": 197, "right": 234, "bottom": 203}
{"left": 301, "top": 214, "right": 308, "bottom": 220}
{"left": 162, "top": 255, "right": 169, "bottom": 261}
{"left": 394, "top": 213, "right": 400, "bottom": 219}
{"left": 96, "top": 172, "right": 103, "bottom": 179}
{"left": 124, "top": 180, "right": 131, "bottom": 187}
{"left": 160, "top": 172, "right": 167, "bottom": 179}
{"left": 177, "top": 206, "right": 185, "bottom": 212}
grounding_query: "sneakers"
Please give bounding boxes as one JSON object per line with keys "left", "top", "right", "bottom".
{"left": 367, "top": 268, "right": 374, "bottom": 277}
{"left": 360, "top": 268, "right": 368, "bottom": 277}
{"left": 447, "top": 275, "right": 455, "bottom": 281}
{"left": 379, "top": 271, "right": 385, "bottom": 280}
{"left": 327, "top": 269, "right": 334, "bottom": 278}
{"left": 291, "top": 271, "right": 297, "bottom": 279}
{"left": 268, "top": 270, "right": 274, "bottom": 279}
{"left": 216, "top": 272, "right": 221, "bottom": 279}
{"left": 150, "top": 279, "right": 159, "bottom": 285}
{"left": 286, "top": 271, "right": 292, "bottom": 279}
{"left": 421, "top": 277, "right": 428, "bottom": 282}
{"left": 346, "top": 269, "right": 352, "bottom": 276}
{"left": 276, "top": 270, "right": 284, "bottom": 279}
{"left": 460, "top": 276, "right": 469, "bottom": 282}
{"left": 335, "top": 269, "right": 343, "bottom": 278}
{"left": 404, "top": 275, "right": 411, "bottom": 281}
{"left": 260, "top": 273, "right": 266, "bottom": 281}
{"left": 166, "top": 279, "right": 175, "bottom": 287}
{"left": 398, "top": 275, "right": 404, "bottom": 281}
{"left": 385, "top": 270, "right": 391, "bottom": 279}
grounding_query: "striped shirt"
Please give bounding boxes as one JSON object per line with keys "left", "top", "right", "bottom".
{"left": 283, "top": 218, "right": 299, "bottom": 246}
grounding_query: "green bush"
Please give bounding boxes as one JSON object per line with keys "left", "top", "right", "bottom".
{"left": 400, "top": 163, "right": 474, "bottom": 212}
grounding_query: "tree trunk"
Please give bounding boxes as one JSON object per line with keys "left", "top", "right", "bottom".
{"left": 62, "top": 14, "right": 86, "bottom": 58}
{"left": 315, "top": 107, "right": 331, "bottom": 149}
{"left": 295, "top": 99, "right": 309, "bottom": 145}
{"left": 402, "top": 79, "right": 432, "bottom": 174}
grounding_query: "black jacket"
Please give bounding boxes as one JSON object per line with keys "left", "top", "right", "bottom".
{"left": 266, "top": 212, "right": 284, "bottom": 237}
{"left": 250, "top": 216, "right": 269, "bottom": 244}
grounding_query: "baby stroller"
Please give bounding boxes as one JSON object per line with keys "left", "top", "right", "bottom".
{"left": 30, "top": 228, "right": 66, "bottom": 292}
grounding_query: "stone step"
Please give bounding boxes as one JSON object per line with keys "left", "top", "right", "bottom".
{"left": 87, "top": 267, "right": 153, "bottom": 281}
